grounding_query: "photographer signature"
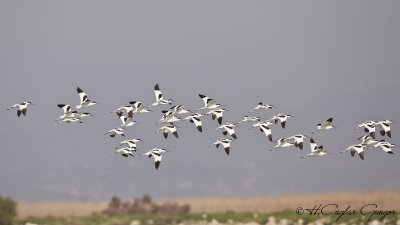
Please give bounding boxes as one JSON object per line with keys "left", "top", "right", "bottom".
{"left": 296, "top": 203, "right": 397, "bottom": 222}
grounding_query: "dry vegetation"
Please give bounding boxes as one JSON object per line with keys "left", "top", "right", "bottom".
{"left": 17, "top": 190, "right": 400, "bottom": 219}
{"left": 168, "top": 190, "right": 400, "bottom": 214}
{"left": 102, "top": 194, "right": 190, "bottom": 216}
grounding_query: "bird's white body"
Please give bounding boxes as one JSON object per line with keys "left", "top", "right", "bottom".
{"left": 217, "top": 123, "right": 237, "bottom": 139}
{"left": 253, "top": 121, "right": 274, "bottom": 142}
{"left": 374, "top": 141, "right": 396, "bottom": 154}
{"left": 129, "top": 101, "right": 151, "bottom": 114}
{"left": 106, "top": 128, "right": 125, "bottom": 137}
{"left": 58, "top": 117, "right": 82, "bottom": 124}
{"left": 7, "top": 101, "right": 33, "bottom": 117}
{"left": 287, "top": 134, "right": 308, "bottom": 150}
{"left": 198, "top": 94, "right": 221, "bottom": 110}
{"left": 207, "top": 109, "right": 226, "bottom": 125}
{"left": 76, "top": 87, "right": 97, "bottom": 109}
{"left": 376, "top": 120, "right": 392, "bottom": 138}
{"left": 251, "top": 102, "right": 274, "bottom": 112}
{"left": 152, "top": 84, "right": 173, "bottom": 106}
{"left": 116, "top": 138, "right": 142, "bottom": 149}
{"left": 302, "top": 138, "right": 328, "bottom": 157}
{"left": 160, "top": 115, "right": 181, "bottom": 124}
{"left": 70, "top": 112, "right": 93, "bottom": 119}
{"left": 342, "top": 144, "right": 366, "bottom": 160}
{"left": 357, "top": 121, "right": 376, "bottom": 129}
{"left": 170, "top": 105, "right": 190, "bottom": 115}
{"left": 142, "top": 148, "right": 168, "bottom": 169}
{"left": 314, "top": 118, "right": 335, "bottom": 132}
{"left": 212, "top": 138, "right": 233, "bottom": 155}
{"left": 252, "top": 121, "right": 274, "bottom": 128}
{"left": 111, "top": 105, "right": 134, "bottom": 114}
{"left": 157, "top": 125, "right": 179, "bottom": 139}
{"left": 270, "top": 138, "right": 293, "bottom": 151}
{"left": 184, "top": 113, "right": 205, "bottom": 132}
{"left": 271, "top": 113, "right": 292, "bottom": 129}
{"left": 56, "top": 104, "right": 74, "bottom": 120}
{"left": 358, "top": 135, "right": 378, "bottom": 146}
{"left": 111, "top": 147, "right": 135, "bottom": 157}
{"left": 117, "top": 111, "right": 136, "bottom": 128}
{"left": 239, "top": 116, "right": 260, "bottom": 123}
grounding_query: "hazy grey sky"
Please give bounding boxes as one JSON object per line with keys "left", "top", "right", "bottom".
{"left": 1, "top": 1, "right": 399, "bottom": 201}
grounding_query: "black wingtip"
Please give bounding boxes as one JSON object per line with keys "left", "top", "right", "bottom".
{"left": 199, "top": 94, "right": 206, "bottom": 98}
{"left": 155, "top": 161, "right": 160, "bottom": 169}
{"left": 327, "top": 118, "right": 333, "bottom": 123}
{"left": 77, "top": 87, "right": 83, "bottom": 93}
{"left": 154, "top": 84, "right": 160, "bottom": 90}
{"left": 225, "top": 147, "right": 230, "bottom": 155}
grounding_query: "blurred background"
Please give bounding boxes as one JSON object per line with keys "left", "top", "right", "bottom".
{"left": 0, "top": 1, "right": 400, "bottom": 223}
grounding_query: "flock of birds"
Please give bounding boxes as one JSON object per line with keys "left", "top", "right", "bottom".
{"left": 7, "top": 84, "right": 397, "bottom": 169}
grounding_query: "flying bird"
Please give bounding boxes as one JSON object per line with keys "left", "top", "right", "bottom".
{"left": 7, "top": 102, "right": 33, "bottom": 117}
{"left": 211, "top": 138, "right": 233, "bottom": 155}
{"left": 117, "top": 111, "right": 136, "bottom": 128}
{"left": 69, "top": 112, "right": 93, "bottom": 119}
{"left": 129, "top": 101, "right": 151, "bottom": 114}
{"left": 376, "top": 120, "right": 393, "bottom": 138}
{"left": 249, "top": 102, "right": 275, "bottom": 112}
{"left": 142, "top": 148, "right": 168, "bottom": 169}
{"left": 301, "top": 138, "right": 329, "bottom": 157}
{"left": 159, "top": 113, "right": 181, "bottom": 124}
{"left": 156, "top": 125, "right": 179, "bottom": 139}
{"left": 358, "top": 135, "right": 378, "bottom": 146}
{"left": 270, "top": 138, "right": 294, "bottom": 151}
{"left": 152, "top": 84, "right": 173, "bottom": 106}
{"left": 116, "top": 138, "right": 142, "bottom": 149}
{"left": 271, "top": 113, "right": 292, "bottom": 129}
{"left": 252, "top": 121, "right": 274, "bottom": 142}
{"left": 184, "top": 113, "right": 205, "bottom": 132}
{"left": 287, "top": 134, "right": 308, "bottom": 150}
{"left": 105, "top": 127, "right": 125, "bottom": 138}
{"left": 56, "top": 104, "right": 74, "bottom": 120}
{"left": 341, "top": 144, "right": 366, "bottom": 160}
{"left": 198, "top": 94, "right": 221, "bottom": 110}
{"left": 170, "top": 105, "right": 191, "bottom": 115}
{"left": 356, "top": 121, "right": 376, "bottom": 138}
{"left": 110, "top": 147, "right": 135, "bottom": 158}
{"left": 313, "top": 118, "right": 335, "bottom": 133}
{"left": 58, "top": 117, "right": 83, "bottom": 124}
{"left": 217, "top": 123, "right": 237, "bottom": 139}
{"left": 111, "top": 105, "right": 134, "bottom": 114}
{"left": 374, "top": 141, "right": 396, "bottom": 154}
{"left": 238, "top": 116, "right": 261, "bottom": 124}
{"left": 76, "top": 87, "right": 98, "bottom": 109}
{"left": 207, "top": 109, "right": 227, "bottom": 125}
